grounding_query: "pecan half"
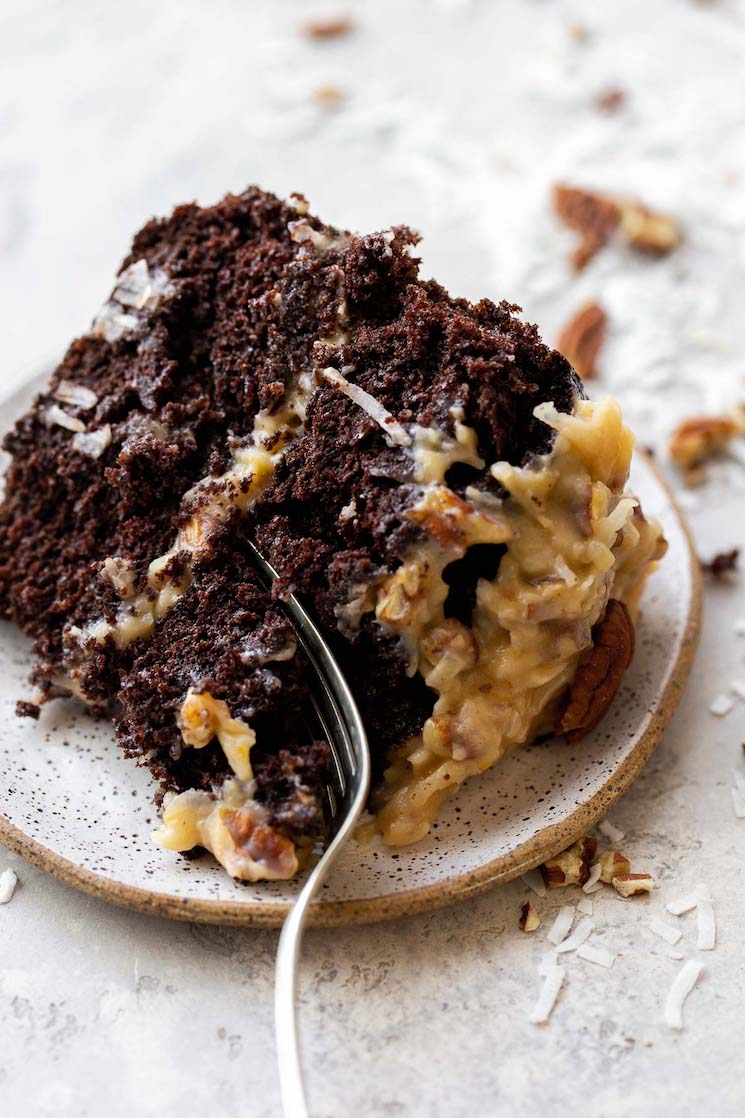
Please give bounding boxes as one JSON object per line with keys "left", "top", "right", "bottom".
{"left": 559, "top": 600, "right": 635, "bottom": 742}
{"left": 557, "top": 301, "right": 607, "bottom": 380}
{"left": 553, "top": 184, "right": 621, "bottom": 270}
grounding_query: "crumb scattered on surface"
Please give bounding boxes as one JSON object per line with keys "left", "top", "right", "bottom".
{"left": 314, "top": 84, "right": 345, "bottom": 108}
{"left": 595, "top": 87, "right": 626, "bottom": 112}
{"left": 15, "top": 700, "right": 40, "bottom": 719}
{"left": 304, "top": 15, "right": 355, "bottom": 39}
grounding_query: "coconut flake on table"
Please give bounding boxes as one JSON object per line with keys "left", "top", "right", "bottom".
{"left": 664, "top": 961, "right": 704, "bottom": 1031}
{"left": 321, "top": 367, "right": 412, "bottom": 447}
{"left": 538, "top": 951, "right": 559, "bottom": 977}
{"left": 576, "top": 897, "right": 594, "bottom": 916}
{"left": 732, "top": 788, "right": 745, "bottom": 819}
{"left": 576, "top": 942, "right": 615, "bottom": 969}
{"left": 730, "top": 680, "right": 745, "bottom": 702}
{"left": 582, "top": 863, "right": 603, "bottom": 893}
{"left": 734, "top": 618, "right": 745, "bottom": 637}
{"left": 0, "top": 868, "right": 18, "bottom": 904}
{"left": 650, "top": 917, "right": 683, "bottom": 945}
{"left": 529, "top": 962, "right": 565, "bottom": 1025}
{"left": 598, "top": 819, "right": 625, "bottom": 843}
{"left": 555, "top": 917, "right": 594, "bottom": 954}
{"left": 709, "top": 694, "right": 735, "bottom": 717}
{"left": 520, "top": 868, "right": 546, "bottom": 898}
{"left": 547, "top": 904, "right": 575, "bottom": 946}
{"left": 696, "top": 896, "right": 716, "bottom": 951}
{"left": 44, "top": 404, "right": 86, "bottom": 433}
{"left": 666, "top": 883, "right": 710, "bottom": 916}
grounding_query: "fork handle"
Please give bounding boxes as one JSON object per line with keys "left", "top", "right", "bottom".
{"left": 275, "top": 791, "right": 368, "bottom": 1117}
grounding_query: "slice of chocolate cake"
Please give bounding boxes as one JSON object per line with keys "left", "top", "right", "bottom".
{"left": 0, "top": 186, "right": 666, "bottom": 880}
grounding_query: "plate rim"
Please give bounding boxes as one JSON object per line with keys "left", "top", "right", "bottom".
{"left": 0, "top": 373, "right": 701, "bottom": 927}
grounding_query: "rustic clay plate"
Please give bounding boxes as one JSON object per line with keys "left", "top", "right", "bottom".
{"left": 0, "top": 375, "right": 700, "bottom": 927}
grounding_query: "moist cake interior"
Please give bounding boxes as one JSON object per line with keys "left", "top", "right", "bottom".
{"left": 0, "top": 187, "right": 665, "bottom": 881}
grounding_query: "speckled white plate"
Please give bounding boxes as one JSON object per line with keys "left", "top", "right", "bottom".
{"left": 0, "top": 376, "right": 700, "bottom": 926}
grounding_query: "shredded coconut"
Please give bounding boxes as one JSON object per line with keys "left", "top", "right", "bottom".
{"left": 598, "top": 819, "right": 625, "bottom": 843}
{"left": 529, "top": 962, "right": 565, "bottom": 1024}
{"left": 520, "top": 868, "right": 546, "bottom": 898}
{"left": 555, "top": 916, "right": 594, "bottom": 954}
{"left": 664, "top": 960, "right": 703, "bottom": 1030}
{"left": 576, "top": 942, "right": 615, "bottom": 969}
{"left": 709, "top": 694, "right": 735, "bottom": 717}
{"left": 730, "top": 680, "right": 745, "bottom": 702}
{"left": 650, "top": 917, "right": 683, "bottom": 945}
{"left": 0, "top": 868, "right": 18, "bottom": 904}
{"left": 322, "top": 367, "right": 412, "bottom": 447}
{"left": 92, "top": 259, "right": 173, "bottom": 342}
{"left": 547, "top": 904, "right": 575, "bottom": 946}
{"left": 576, "top": 897, "right": 594, "bottom": 916}
{"left": 734, "top": 618, "right": 745, "bottom": 637}
{"left": 53, "top": 380, "right": 98, "bottom": 410}
{"left": 666, "top": 883, "right": 709, "bottom": 916}
{"left": 45, "top": 404, "right": 86, "bottom": 433}
{"left": 538, "top": 951, "right": 559, "bottom": 977}
{"left": 648, "top": 916, "right": 680, "bottom": 943}
{"left": 582, "top": 863, "right": 602, "bottom": 893}
{"left": 72, "top": 425, "right": 112, "bottom": 459}
{"left": 732, "top": 787, "right": 745, "bottom": 819}
{"left": 696, "top": 896, "right": 716, "bottom": 950}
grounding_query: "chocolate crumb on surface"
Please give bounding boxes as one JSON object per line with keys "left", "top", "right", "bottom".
{"left": 15, "top": 700, "right": 40, "bottom": 720}
{"left": 700, "top": 548, "right": 740, "bottom": 578}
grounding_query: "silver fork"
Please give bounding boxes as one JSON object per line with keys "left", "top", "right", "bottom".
{"left": 246, "top": 540, "right": 371, "bottom": 1118}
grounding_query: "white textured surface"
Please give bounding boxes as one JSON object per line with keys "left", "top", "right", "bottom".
{"left": 1, "top": 2, "right": 744, "bottom": 1116}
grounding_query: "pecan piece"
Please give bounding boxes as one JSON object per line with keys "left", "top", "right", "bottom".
{"left": 519, "top": 901, "right": 541, "bottom": 932}
{"left": 559, "top": 600, "right": 635, "bottom": 742}
{"left": 669, "top": 415, "right": 738, "bottom": 470}
{"left": 553, "top": 183, "right": 682, "bottom": 269}
{"left": 612, "top": 873, "right": 653, "bottom": 898}
{"left": 596, "top": 850, "right": 631, "bottom": 884}
{"left": 542, "top": 835, "right": 598, "bottom": 887}
{"left": 556, "top": 301, "right": 607, "bottom": 381}
{"left": 553, "top": 184, "right": 621, "bottom": 270}
{"left": 618, "top": 199, "right": 681, "bottom": 254}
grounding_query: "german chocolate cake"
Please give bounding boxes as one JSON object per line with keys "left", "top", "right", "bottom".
{"left": 0, "top": 187, "right": 666, "bottom": 881}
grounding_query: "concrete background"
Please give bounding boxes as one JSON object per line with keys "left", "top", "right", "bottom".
{"left": 1, "top": 2, "right": 744, "bottom": 1115}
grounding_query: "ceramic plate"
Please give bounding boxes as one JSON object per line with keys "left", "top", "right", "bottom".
{"left": 0, "top": 375, "right": 700, "bottom": 927}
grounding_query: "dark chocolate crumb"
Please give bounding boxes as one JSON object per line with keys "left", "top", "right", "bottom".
{"left": 700, "top": 548, "right": 740, "bottom": 578}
